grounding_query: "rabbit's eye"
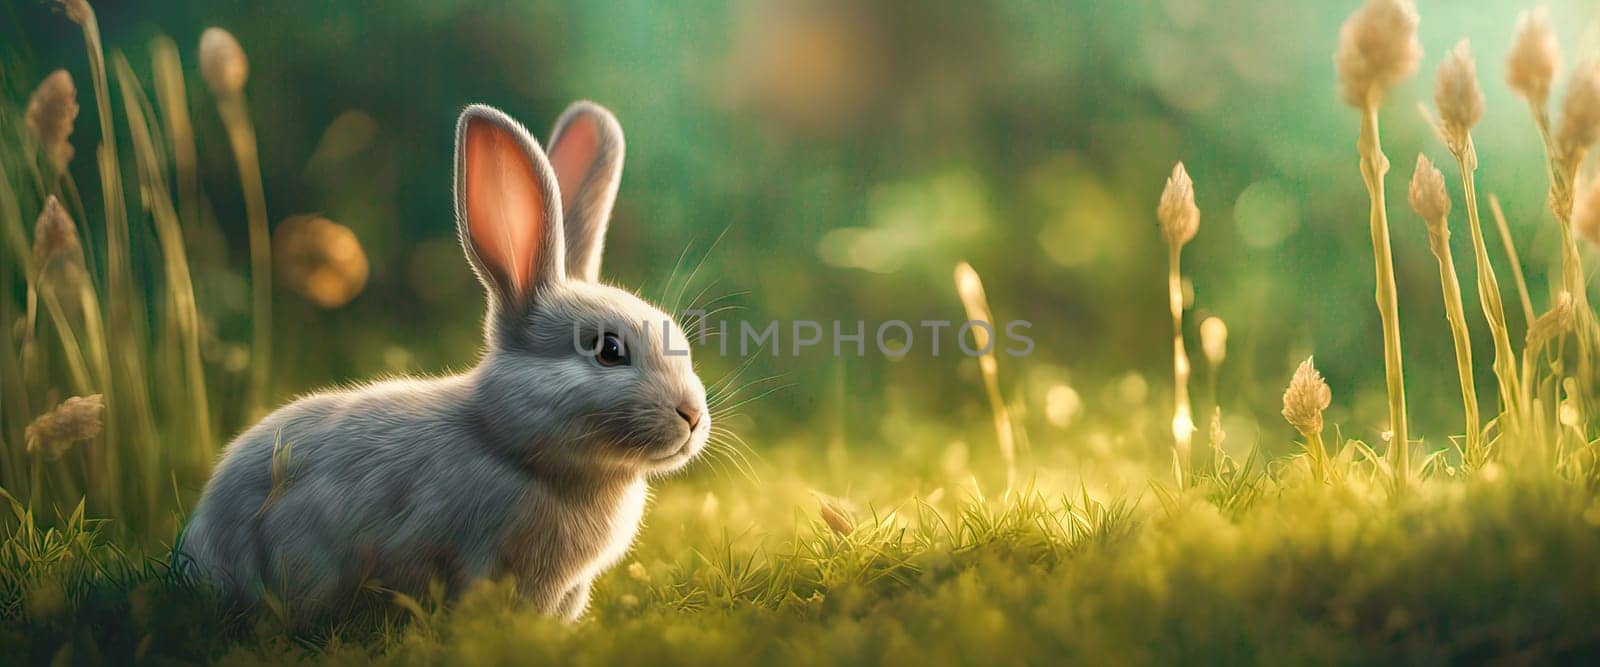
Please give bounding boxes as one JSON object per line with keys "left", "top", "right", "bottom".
{"left": 596, "top": 332, "right": 630, "bottom": 367}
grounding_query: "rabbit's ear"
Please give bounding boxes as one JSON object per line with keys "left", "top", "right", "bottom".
{"left": 455, "top": 105, "right": 565, "bottom": 309}
{"left": 547, "top": 101, "right": 624, "bottom": 283}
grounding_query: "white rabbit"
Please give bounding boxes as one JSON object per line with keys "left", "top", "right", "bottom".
{"left": 178, "top": 102, "right": 708, "bottom": 620}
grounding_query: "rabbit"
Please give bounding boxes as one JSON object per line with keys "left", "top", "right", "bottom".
{"left": 177, "top": 102, "right": 709, "bottom": 621}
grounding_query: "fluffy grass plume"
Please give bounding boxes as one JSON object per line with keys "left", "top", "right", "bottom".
{"left": 1282, "top": 357, "right": 1333, "bottom": 482}
{"left": 24, "top": 394, "right": 104, "bottom": 461}
{"left": 1335, "top": 0, "right": 1421, "bottom": 109}
{"left": 1507, "top": 7, "right": 1559, "bottom": 108}
{"left": 23, "top": 70, "right": 79, "bottom": 175}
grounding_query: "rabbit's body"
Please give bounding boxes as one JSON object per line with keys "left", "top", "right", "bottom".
{"left": 181, "top": 103, "right": 706, "bottom": 620}
{"left": 182, "top": 373, "right": 647, "bottom": 617}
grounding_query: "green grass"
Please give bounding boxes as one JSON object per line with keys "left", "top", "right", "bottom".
{"left": 4, "top": 444, "right": 1600, "bottom": 664}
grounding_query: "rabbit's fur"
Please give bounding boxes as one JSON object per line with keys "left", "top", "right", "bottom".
{"left": 179, "top": 103, "right": 707, "bottom": 620}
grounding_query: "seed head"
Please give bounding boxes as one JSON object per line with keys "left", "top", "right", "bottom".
{"left": 1157, "top": 162, "right": 1199, "bottom": 247}
{"left": 1557, "top": 60, "right": 1600, "bottom": 157}
{"left": 1573, "top": 176, "right": 1600, "bottom": 247}
{"left": 1335, "top": 0, "right": 1422, "bottom": 108}
{"left": 55, "top": 0, "right": 91, "bottom": 24}
{"left": 25, "top": 394, "right": 104, "bottom": 461}
{"left": 1507, "top": 7, "right": 1560, "bottom": 106}
{"left": 1526, "top": 292, "right": 1576, "bottom": 348}
{"left": 24, "top": 70, "right": 79, "bottom": 172}
{"left": 199, "top": 27, "right": 249, "bottom": 95}
{"left": 1282, "top": 357, "right": 1332, "bottom": 438}
{"left": 1200, "top": 316, "right": 1227, "bottom": 367}
{"left": 1434, "top": 40, "right": 1484, "bottom": 154}
{"left": 817, "top": 496, "right": 854, "bottom": 536}
{"left": 1408, "top": 154, "right": 1451, "bottom": 244}
{"left": 31, "top": 196, "right": 82, "bottom": 271}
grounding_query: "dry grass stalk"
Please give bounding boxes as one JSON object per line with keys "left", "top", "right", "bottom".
{"left": 24, "top": 70, "right": 80, "bottom": 174}
{"left": 58, "top": 0, "right": 159, "bottom": 517}
{"left": 1426, "top": 40, "right": 1524, "bottom": 450}
{"left": 1542, "top": 54, "right": 1600, "bottom": 428}
{"left": 201, "top": 27, "right": 274, "bottom": 418}
{"left": 954, "top": 262, "right": 1017, "bottom": 493}
{"left": 1488, "top": 194, "right": 1537, "bottom": 325}
{"left": 1282, "top": 357, "right": 1333, "bottom": 482}
{"left": 1409, "top": 155, "right": 1483, "bottom": 464}
{"left": 151, "top": 35, "right": 207, "bottom": 246}
{"left": 112, "top": 53, "right": 216, "bottom": 461}
{"left": 1338, "top": 0, "right": 1416, "bottom": 490}
{"left": 1523, "top": 293, "right": 1576, "bottom": 416}
{"left": 1157, "top": 163, "right": 1199, "bottom": 484}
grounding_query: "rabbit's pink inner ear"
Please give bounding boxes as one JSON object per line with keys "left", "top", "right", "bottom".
{"left": 549, "top": 113, "right": 601, "bottom": 211}
{"left": 464, "top": 119, "right": 546, "bottom": 295}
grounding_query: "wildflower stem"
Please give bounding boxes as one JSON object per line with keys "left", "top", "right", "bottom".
{"left": 1168, "top": 244, "right": 1192, "bottom": 485}
{"left": 1422, "top": 211, "right": 1483, "bottom": 466}
{"left": 1452, "top": 143, "right": 1523, "bottom": 445}
{"left": 1357, "top": 104, "right": 1409, "bottom": 490}
{"left": 1488, "top": 194, "right": 1536, "bottom": 326}
{"left": 1306, "top": 431, "right": 1328, "bottom": 484}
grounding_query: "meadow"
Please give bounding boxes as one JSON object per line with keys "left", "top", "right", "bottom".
{"left": 4, "top": 0, "right": 1600, "bottom": 664}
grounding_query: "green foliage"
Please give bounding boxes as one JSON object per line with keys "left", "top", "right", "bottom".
{"left": 3, "top": 458, "right": 1600, "bottom": 664}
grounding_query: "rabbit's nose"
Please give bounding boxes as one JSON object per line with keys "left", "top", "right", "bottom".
{"left": 676, "top": 403, "right": 703, "bottom": 430}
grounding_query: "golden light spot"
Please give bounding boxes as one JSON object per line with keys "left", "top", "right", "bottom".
{"left": 274, "top": 215, "right": 369, "bottom": 309}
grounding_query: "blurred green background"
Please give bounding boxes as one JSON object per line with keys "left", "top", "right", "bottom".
{"left": 4, "top": 0, "right": 1597, "bottom": 465}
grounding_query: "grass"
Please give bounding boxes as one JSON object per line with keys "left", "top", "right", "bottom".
{"left": 4, "top": 448, "right": 1600, "bottom": 664}
{"left": 5, "top": 0, "right": 1600, "bottom": 663}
